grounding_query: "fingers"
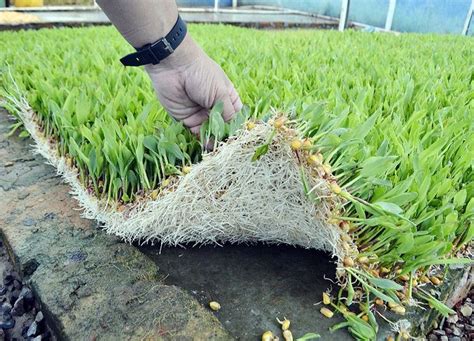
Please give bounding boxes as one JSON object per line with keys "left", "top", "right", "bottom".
{"left": 181, "top": 108, "right": 208, "bottom": 135}
{"left": 229, "top": 85, "right": 243, "bottom": 114}
{"left": 216, "top": 84, "right": 243, "bottom": 122}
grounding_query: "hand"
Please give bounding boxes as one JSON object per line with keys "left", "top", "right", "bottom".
{"left": 145, "top": 36, "right": 242, "bottom": 134}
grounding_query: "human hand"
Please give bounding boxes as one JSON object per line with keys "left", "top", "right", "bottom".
{"left": 145, "top": 36, "right": 242, "bottom": 134}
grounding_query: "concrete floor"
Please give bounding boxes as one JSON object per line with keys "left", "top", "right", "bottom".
{"left": 140, "top": 243, "right": 352, "bottom": 340}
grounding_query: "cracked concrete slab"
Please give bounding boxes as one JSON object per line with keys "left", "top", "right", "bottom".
{"left": 0, "top": 109, "right": 230, "bottom": 340}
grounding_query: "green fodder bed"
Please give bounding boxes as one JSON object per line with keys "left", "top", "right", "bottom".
{"left": 1, "top": 25, "right": 473, "bottom": 340}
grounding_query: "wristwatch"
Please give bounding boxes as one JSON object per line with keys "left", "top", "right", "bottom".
{"left": 120, "top": 15, "right": 187, "bottom": 67}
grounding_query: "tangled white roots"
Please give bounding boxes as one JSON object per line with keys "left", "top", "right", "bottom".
{"left": 112, "top": 124, "right": 344, "bottom": 256}
{"left": 7, "top": 91, "right": 350, "bottom": 263}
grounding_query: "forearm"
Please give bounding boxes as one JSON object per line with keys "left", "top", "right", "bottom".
{"left": 96, "top": 0, "right": 178, "bottom": 47}
{"left": 96, "top": 0, "right": 242, "bottom": 133}
{"left": 97, "top": 0, "right": 200, "bottom": 68}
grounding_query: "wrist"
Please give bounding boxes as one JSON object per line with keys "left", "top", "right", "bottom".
{"left": 146, "top": 35, "right": 202, "bottom": 72}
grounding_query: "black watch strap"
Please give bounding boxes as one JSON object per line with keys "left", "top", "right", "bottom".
{"left": 120, "top": 15, "right": 187, "bottom": 67}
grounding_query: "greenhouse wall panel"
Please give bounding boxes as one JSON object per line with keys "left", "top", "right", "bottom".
{"left": 392, "top": 0, "right": 473, "bottom": 34}
{"left": 238, "top": 0, "right": 342, "bottom": 18}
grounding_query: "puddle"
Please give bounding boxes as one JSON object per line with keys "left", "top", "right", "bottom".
{"left": 139, "top": 243, "right": 352, "bottom": 340}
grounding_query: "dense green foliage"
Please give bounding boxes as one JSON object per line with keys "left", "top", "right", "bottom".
{"left": 1, "top": 25, "right": 473, "bottom": 338}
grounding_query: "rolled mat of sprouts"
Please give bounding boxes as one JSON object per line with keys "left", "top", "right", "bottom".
{"left": 11, "top": 92, "right": 356, "bottom": 264}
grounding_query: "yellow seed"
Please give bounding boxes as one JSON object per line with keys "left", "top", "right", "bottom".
{"left": 390, "top": 304, "right": 406, "bottom": 315}
{"left": 420, "top": 275, "right": 430, "bottom": 283}
{"left": 302, "top": 139, "right": 313, "bottom": 150}
{"left": 328, "top": 218, "right": 340, "bottom": 225}
{"left": 282, "top": 330, "right": 293, "bottom": 341}
{"left": 430, "top": 276, "right": 441, "bottom": 285}
{"left": 375, "top": 298, "right": 384, "bottom": 306}
{"left": 412, "top": 279, "right": 418, "bottom": 287}
{"left": 399, "top": 274, "right": 409, "bottom": 282}
{"left": 341, "top": 234, "right": 351, "bottom": 242}
{"left": 370, "top": 269, "right": 380, "bottom": 277}
{"left": 395, "top": 269, "right": 402, "bottom": 275}
{"left": 151, "top": 189, "right": 159, "bottom": 200}
{"left": 320, "top": 307, "right": 334, "bottom": 318}
{"left": 290, "top": 139, "right": 302, "bottom": 150}
{"left": 341, "top": 241, "right": 351, "bottom": 251}
{"left": 162, "top": 178, "right": 171, "bottom": 187}
{"left": 322, "top": 163, "right": 332, "bottom": 174}
{"left": 395, "top": 291, "right": 405, "bottom": 299}
{"left": 340, "top": 221, "right": 351, "bottom": 232}
{"left": 307, "top": 154, "right": 319, "bottom": 165}
{"left": 262, "top": 331, "right": 274, "bottom": 341}
{"left": 387, "top": 336, "right": 395, "bottom": 341}
{"left": 330, "top": 183, "right": 342, "bottom": 194}
{"left": 361, "top": 315, "right": 369, "bottom": 322}
{"left": 182, "top": 166, "right": 192, "bottom": 174}
{"left": 343, "top": 257, "right": 354, "bottom": 267}
{"left": 380, "top": 267, "right": 390, "bottom": 274}
{"left": 358, "top": 256, "right": 369, "bottom": 264}
{"left": 323, "top": 292, "right": 331, "bottom": 305}
{"left": 209, "top": 301, "right": 221, "bottom": 311}
{"left": 277, "top": 318, "right": 290, "bottom": 331}
{"left": 246, "top": 121, "right": 256, "bottom": 130}
{"left": 400, "top": 331, "right": 410, "bottom": 340}
{"left": 274, "top": 117, "right": 287, "bottom": 129}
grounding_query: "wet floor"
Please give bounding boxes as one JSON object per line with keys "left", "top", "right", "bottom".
{"left": 139, "top": 243, "right": 352, "bottom": 340}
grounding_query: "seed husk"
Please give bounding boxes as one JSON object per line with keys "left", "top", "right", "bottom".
{"left": 340, "top": 221, "right": 351, "bottom": 233}
{"left": 182, "top": 166, "right": 192, "bottom": 174}
{"left": 262, "top": 331, "right": 274, "bottom": 341}
{"left": 282, "top": 330, "right": 293, "bottom": 341}
{"left": 322, "top": 292, "right": 331, "bottom": 305}
{"left": 322, "top": 163, "right": 332, "bottom": 174}
{"left": 273, "top": 117, "right": 286, "bottom": 129}
{"left": 209, "top": 301, "right": 221, "bottom": 311}
{"left": 399, "top": 274, "right": 409, "bottom": 282}
{"left": 375, "top": 298, "right": 384, "bottom": 306}
{"left": 320, "top": 307, "right": 334, "bottom": 318}
{"left": 302, "top": 139, "right": 312, "bottom": 150}
{"left": 390, "top": 304, "right": 406, "bottom": 315}
{"left": 343, "top": 257, "right": 354, "bottom": 267}
{"left": 307, "top": 154, "right": 319, "bottom": 165}
{"left": 290, "top": 139, "right": 302, "bottom": 150}
{"left": 430, "top": 276, "right": 441, "bottom": 285}
{"left": 420, "top": 275, "right": 430, "bottom": 283}
{"left": 246, "top": 121, "right": 256, "bottom": 130}
{"left": 330, "top": 183, "right": 342, "bottom": 194}
{"left": 277, "top": 317, "right": 290, "bottom": 331}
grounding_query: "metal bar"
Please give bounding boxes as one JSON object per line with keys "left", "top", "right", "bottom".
{"left": 232, "top": 0, "right": 237, "bottom": 9}
{"left": 214, "top": 0, "right": 219, "bottom": 12}
{"left": 338, "top": 0, "right": 350, "bottom": 31}
{"left": 385, "top": 0, "right": 396, "bottom": 31}
{"left": 462, "top": 0, "right": 474, "bottom": 35}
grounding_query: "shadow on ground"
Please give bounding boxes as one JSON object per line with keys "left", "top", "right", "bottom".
{"left": 139, "top": 243, "right": 352, "bottom": 340}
